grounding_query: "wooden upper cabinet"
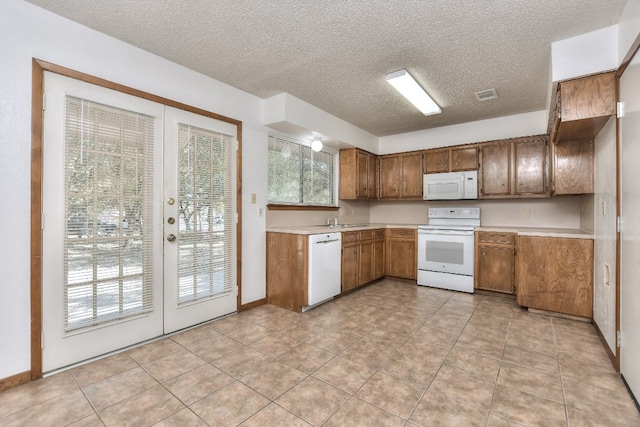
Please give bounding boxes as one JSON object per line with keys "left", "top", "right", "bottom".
{"left": 379, "top": 155, "right": 400, "bottom": 199}
{"left": 356, "top": 150, "right": 369, "bottom": 198}
{"left": 400, "top": 152, "right": 424, "bottom": 199}
{"left": 339, "top": 148, "right": 377, "bottom": 200}
{"left": 552, "top": 139, "right": 594, "bottom": 195}
{"left": 424, "top": 146, "right": 478, "bottom": 173}
{"left": 480, "top": 142, "right": 511, "bottom": 197}
{"left": 480, "top": 135, "right": 548, "bottom": 199}
{"left": 451, "top": 146, "right": 479, "bottom": 171}
{"left": 551, "top": 71, "right": 617, "bottom": 143}
{"left": 513, "top": 136, "right": 548, "bottom": 196}
{"left": 379, "top": 152, "right": 423, "bottom": 200}
{"left": 424, "top": 149, "right": 449, "bottom": 173}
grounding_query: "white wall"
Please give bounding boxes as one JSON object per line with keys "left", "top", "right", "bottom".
{"left": 593, "top": 117, "right": 618, "bottom": 354}
{"left": 551, "top": 25, "right": 619, "bottom": 82}
{"left": 0, "top": 0, "right": 271, "bottom": 379}
{"left": 378, "top": 111, "right": 547, "bottom": 155}
{"left": 618, "top": 0, "right": 640, "bottom": 64}
{"left": 264, "top": 93, "right": 378, "bottom": 153}
{"left": 370, "top": 197, "right": 582, "bottom": 229}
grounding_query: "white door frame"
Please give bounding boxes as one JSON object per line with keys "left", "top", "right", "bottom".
{"left": 619, "top": 45, "right": 640, "bottom": 402}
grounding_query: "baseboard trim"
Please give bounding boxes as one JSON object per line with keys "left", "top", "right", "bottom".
{"left": 0, "top": 371, "right": 32, "bottom": 393}
{"left": 239, "top": 298, "right": 267, "bottom": 312}
{"left": 621, "top": 374, "right": 640, "bottom": 413}
{"left": 592, "top": 320, "right": 618, "bottom": 371}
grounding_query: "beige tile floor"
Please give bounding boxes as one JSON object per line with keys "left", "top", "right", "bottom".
{"left": 1, "top": 279, "right": 639, "bottom": 426}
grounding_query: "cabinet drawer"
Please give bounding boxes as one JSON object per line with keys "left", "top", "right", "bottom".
{"left": 477, "top": 232, "right": 515, "bottom": 245}
{"left": 342, "top": 231, "right": 359, "bottom": 243}
{"left": 373, "top": 229, "right": 385, "bottom": 239}
{"left": 388, "top": 228, "right": 415, "bottom": 239}
{"left": 359, "top": 230, "right": 375, "bottom": 240}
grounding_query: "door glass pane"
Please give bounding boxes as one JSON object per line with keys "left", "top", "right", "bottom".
{"left": 64, "top": 96, "right": 155, "bottom": 332}
{"left": 176, "top": 123, "right": 233, "bottom": 304}
{"left": 425, "top": 240, "right": 464, "bottom": 265}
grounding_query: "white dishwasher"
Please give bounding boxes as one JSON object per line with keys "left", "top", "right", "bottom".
{"left": 306, "top": 232, "right": 342, "bottom": 311}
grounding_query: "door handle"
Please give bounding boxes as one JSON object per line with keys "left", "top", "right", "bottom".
{"left": 167, "top": 234, "right": 176, "bottom": 242}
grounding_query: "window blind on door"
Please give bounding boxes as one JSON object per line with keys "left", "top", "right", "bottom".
{"left": 176, "top": 123, "right": 234, "bottom": 304}
{"left": 63, "top": 96, "right": 155, "bottom": 332}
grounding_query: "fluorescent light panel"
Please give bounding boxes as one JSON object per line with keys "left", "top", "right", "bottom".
{"left": 386, "top": 69, "right": 441, "bottom": 116}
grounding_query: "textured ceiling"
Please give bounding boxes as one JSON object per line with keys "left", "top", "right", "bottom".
{"left": 26, "top": 0, "right": 627, "bottom": 136}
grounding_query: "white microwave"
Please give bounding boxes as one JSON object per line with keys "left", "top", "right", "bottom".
{"left": 423, "top": 170, "right": 478, "bottom": 200}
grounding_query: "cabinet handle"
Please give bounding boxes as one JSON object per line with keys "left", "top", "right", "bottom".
{"left": 482, "top": 252, "right": 487, "bottom": 256}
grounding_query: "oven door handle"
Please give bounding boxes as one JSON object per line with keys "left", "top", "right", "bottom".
{"left": 419, "top": 230, "right": 474, "bottom": 236}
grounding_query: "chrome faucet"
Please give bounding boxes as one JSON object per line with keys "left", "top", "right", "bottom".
{"left": 326, "top": 214, "right": 339, "bottom": 226}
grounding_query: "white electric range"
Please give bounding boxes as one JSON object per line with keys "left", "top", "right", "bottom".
{"left": 417, "top": 207, "right": 480, "bottom": 293}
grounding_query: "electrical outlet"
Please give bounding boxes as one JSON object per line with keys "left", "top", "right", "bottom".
{"left": 339, "top": 208, "right": 345, "bottom": 216}
{"left": 258, "top": 207, "right": 263, "bottom": 217}
{"left": 522, "top": 209, "right": 531, "bottom": 220}
{"left": 251, "top": 193, "right": 256, "bottom": 204}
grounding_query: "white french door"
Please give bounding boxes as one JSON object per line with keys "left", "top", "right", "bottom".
{"left": 42, "top": 73, "right": 237, "bottom": 372}
{"left": 619, "top": 50, "right": 640, "bottom": 400}
{"left": 163, "top": 106, "right": 237, "bottom": 333}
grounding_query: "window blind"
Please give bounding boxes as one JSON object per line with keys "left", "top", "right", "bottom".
{"left": 64, "top": 96, "right": 155, "bottom": 332}
{"left": 267, "top": 134, "right": 335, "bottom": 205}
{"left": 176, "top": 123, "right": 234, "bottom": 304}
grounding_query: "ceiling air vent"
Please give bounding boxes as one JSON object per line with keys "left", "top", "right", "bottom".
{"left": 474, "top": 88, "right": 498, "bottom": 102}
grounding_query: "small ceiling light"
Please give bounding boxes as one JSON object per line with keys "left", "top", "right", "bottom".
{"left": 311, "top": 137, "right": 323, "bottom": 152}
{"left": 386, "top": 69, "right": 441, "bottom": 116}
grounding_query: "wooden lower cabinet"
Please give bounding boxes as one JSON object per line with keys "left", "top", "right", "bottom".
{"left": 373, "top": 231, "right": 385, "bottom": 279}
{"left": 341, "top": 236, "right": 360, "bottom": 292}
{"left": 386, "top": 228, "right": 417, "bottom": 280}
{"left": 475, "top": 232, "right": 516, "bottom": 294}
{"left": 515, "top": 236, "right": 594, "bottom": 318}
{"left": 341, "top": 229, "right": 386, "bottom": 292}
{"left": 266, "top": 232, "right": 308, "bottom": 311}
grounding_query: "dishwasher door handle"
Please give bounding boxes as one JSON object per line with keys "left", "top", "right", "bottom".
{"left": 314, "top": 239, "right": 340, "bottom": 244}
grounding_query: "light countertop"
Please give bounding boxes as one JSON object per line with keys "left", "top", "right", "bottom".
{"left": 267, "top": 223, "right": 593, "bottom": 238}
{"left": 475, "top": 226, "right": 593, "bottom": 239}
{"left": 266, "top": 223, "right": 418, "bottom": 235}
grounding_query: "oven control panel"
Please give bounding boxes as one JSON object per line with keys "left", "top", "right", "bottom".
{"left": 428, "top": 207, "right": 480, "bottom": 220}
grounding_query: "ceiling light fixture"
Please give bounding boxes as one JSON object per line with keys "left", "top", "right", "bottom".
{"left": 386, "top": 69, "right": 441, "bottom": 116}
{"left": 311, "top": 136, "right": 323, "bottom": 152}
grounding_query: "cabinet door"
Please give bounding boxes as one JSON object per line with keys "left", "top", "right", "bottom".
{"left": 451, "top": 147, "right": 478, "bottom": 171}
{"left": 477, "top": 245, "right": 514, "bottom": 293}
{"left": 359, "top": 240, "right": 374, "bottom": 285}
{"left": 341, "top": 242, "right": 359, "bottom": 292}
{"left": 373, "top": 237, "right": 385, "bottom": 279}
{"left": 367, "top": 153, "right": 378, "bottom": 199}
{"left": 356, "top": 150, "right": 369, "bottom": 199}
{"left": 514, "top": 137, "right": 547, "bottom": 196}
{"left": 379, "top": 155, "right": 400, "bottom": 199}
{"left": 480, "top": 143, "right": 511, "bottom": 197}
{"left": 516, "top": 236, "right": 593, "bottom": 317}
{"left": 338, "top": 149, "right": 357, "bottom": 200}
{"left": 553, "top": 139, "right": 594, "bottom": 195}
{"left": 387, "top": 239, "right": 416, "bottom": 279}
{"left": 400, "top": 152, "right": 423, "bottom": 199}
{"left": 425, "top": 149, "right": 449, "bottom": 174}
